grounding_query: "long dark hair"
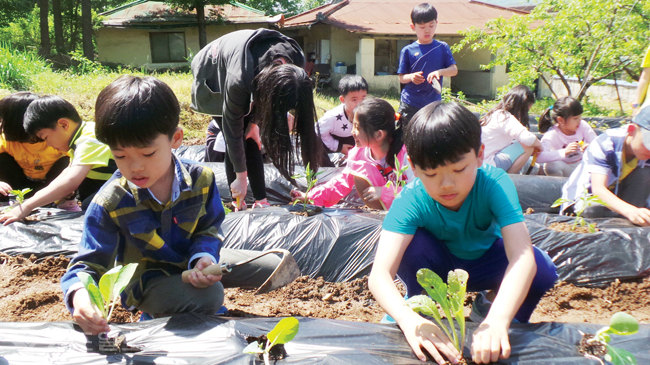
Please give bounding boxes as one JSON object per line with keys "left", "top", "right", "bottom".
{"left": 0, "top": 92, "right": 39, "bottom": 142}
{"left": 538, "top": 96, "right": 584, "bottom": 133}
{"left": 480, "top": 85, "right": 535, "bottom": 128}
{"left": 354, "top": 98, "right": 403, "bottom": 169}
{"left": 252, "top": 63, "right": 321, "bottom": 179}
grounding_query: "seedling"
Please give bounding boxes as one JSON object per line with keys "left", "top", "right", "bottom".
{"left": 578, "top": 312, "right": 638, "bottom": 365}
{"left": 76, "top": 263, "right": 138, "bottom": 322}
{"left": 552, "top": 188, "right": 607, "bottom": 233}
{"left": 406, "top": 268, "right": 469, "bottom": 353}
{"left": 291, "top": 163, "right": 323, "bottom": 211}
{"left": 9, "top": 188, "right": 32, "bottom": 204}
{"left": 385, "top": 155, "right": 410, "bottom": 197}
{"left": 243, "top": 317, "right": 300, "bottom": 365}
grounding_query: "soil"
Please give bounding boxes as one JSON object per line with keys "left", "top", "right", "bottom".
{"left": 1, "top": 253, "right": 649, "bottom": 328}
{"left": 548, "top": 221, "right": 599, "bottom": 233}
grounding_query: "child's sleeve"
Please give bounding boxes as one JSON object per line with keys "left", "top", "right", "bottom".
{"left": 487, "top": 170, "right": 524, "bottom": 228}
{"left": 536, "top": 131, "right": 564, "bottom": 163}
{"left": 584, "top": 136, "right": 613, "bottom": 176}
{"left": 382, "top": 183, "right": 423, "bottom": 235}
{"left": 187, "top": 172, "right": 225, "bottom": 267}
{"left": 442, "top": 42, "right": 456, "bottom": 68}
{"left": 307, "top": 169, "right": 355, "bottom": 207}
{"left": 72, "top": 138, "right": 112, "bottom": 168}
{"left": 317, "top": 112, "right": 339, "bottom": 152}
{"left": 397, "top": 47, "right": 410, "bottom": 75}
{"left": 60, "top": 200, "right": 123, "bottom": 313}
{"left": 502, "top": 112, "right": 537, "bottom": 146}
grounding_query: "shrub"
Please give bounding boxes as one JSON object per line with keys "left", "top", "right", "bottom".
{"left": 0, "top": 43, "right": 49, "bottom": 91}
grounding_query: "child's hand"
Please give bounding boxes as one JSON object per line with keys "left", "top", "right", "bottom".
{"left": 0, "top": 181, "right": 11, "bottom": 196}
{"left": 230, "top": 177, "right": 247, "bottom": 201}
{"left": 564, "top": 142, "right": 580, "bottom": 155}
{"left": 362, "top": 186, "right": 382, "bottom": 202}
{"left": 410, "top": 71, "right": 425, "bottom": 85}
{"left": 471, "top": 320, "right": 511, "bottom": 364}
{"left": 72, "top": 288, "right": 111, "bottom": 335}
{"left": 399, "top": 313, "right": 461, "bottom": 364}
{"left": 427, "top": 71, "right": 441, "bottom": 84}
{"left": 244, "top": 122, "right": 262, "bottom": 150}
{"left": 623, "top": 207, "right": 650, "bottom": 226}
{"left": 0, "top": 204, "right": 31, "bottom": 226}
{"left": 340, "top": 144, "right": 353, "bottom": 156}
{"left": 290, "top": 189, "right": 307, "bottom": 203}
{"left": 188, "top": 256, "right": 222, "bottom": 288}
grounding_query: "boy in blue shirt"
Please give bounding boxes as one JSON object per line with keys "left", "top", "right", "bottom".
{"left": 560, "top": 105, "right": 650, "bottom": 225}
{"left": 368, "top": 102, "right": 557, "bottom": 364}
{"left": 60, "top": 76, "right": 280, "bottom": 335}
{"left": 397, "top": 3, "right": 458, "bottom": 125}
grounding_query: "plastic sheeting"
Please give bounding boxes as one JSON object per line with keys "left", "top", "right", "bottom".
{"left": 0, "top": 313, "right": 648, "bottom": 364}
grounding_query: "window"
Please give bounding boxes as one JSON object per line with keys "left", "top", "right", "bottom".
{"left": 150, "top": 32, "right": 186, "bottom": 63}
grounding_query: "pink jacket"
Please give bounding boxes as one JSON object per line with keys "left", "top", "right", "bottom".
{"left": 307, "top": 145, "right": 412, "bottom": 210}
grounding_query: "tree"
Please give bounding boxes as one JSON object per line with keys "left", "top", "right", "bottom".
{"left": 453, "top": 0, "right": 650, "bottom": 101}
{"left": 53, "top": 0, "right": 65, "bottom": 53}
{"left": 38, "top": 0, "right": 50, "bottom": 56}
{"left": 81, "top": 0, "right": 93, "bottom": 60}
{"left": 164, "top": 0, "right": 230, "bottom": 50}
{"left": 242, "top": 0, "right": 330, "bottom": 17}
{"left": 0, "top": 0, "right": 37, "bottom": 27}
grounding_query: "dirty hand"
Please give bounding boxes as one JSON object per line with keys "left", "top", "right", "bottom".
{"left": 245, "top": 123, "right": 262, "bottom": 150}
{"left": 290, "top": 189, "right": 307, "bottom": 203}
{"left": 230, "top": 176, "right": 248, "bottom": 201}
{"left": 188, "top": 256, "right": 222, "bottom": 288}
{"left": 0, "top": 181, "right": 11, "bottom": 196}
{"left": 624, "top": 207, "right": 650, "bottom": 226}
{"left": 411, "top": 71, "right": 425, "bottom": 85}
{"left": 399, "top": 313, "right": 461, "bottom": 364}
{"left": 362, "top": 186, "right": 382, "bottom": 202}
{"left": 471, "top": 320, "right": 511, "bottom": 364}
{"left": 72, "top": 288, "right": 111, "bottom": 335}
{"left": 0, "top": 204, "right": 30, "bottom": 226}
{"left": 427, "top": 71, "right": 441, "bottom": 84}
{"left": 564, "top": 142, "right": 580, "bottom": 155}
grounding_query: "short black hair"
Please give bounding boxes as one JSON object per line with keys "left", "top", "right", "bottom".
{"left": 23, "top": 95, "right": 83, "bottom": 136}
{"left": 95, "top": 75, "right": 180, "bottom": 148}
{"left": 338, "top": 75, "right": 368, "bottom": 96}
{"left": 0, "top": 92, "right": 39, "bottom": 142}
{"left": 411, "top": 3, "right": 437, "bottom": 24}
{"left": 405, "top": 102, "right": 481, "bottom": 170}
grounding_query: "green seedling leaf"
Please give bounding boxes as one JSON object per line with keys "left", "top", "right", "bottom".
{"left": 608, "top": 312, "right": 639, "bottom": 336}
{"left": 77, "top": 272, "right": 105, "bottom": 315}
{"left": 99, "top": 266, "right": 122, "bottom": 305}
{"left": 605, "top": 345, "right": 637, "bottom": 365}
{"left": 551, "top": 198, "right": 570, "bottom": 208}
{"left": 447, "top": 269, "right": 469, "bottom": 351}
{"left": 406, "top": 295, "right": 454, "bottom": 342}
{"left": 415, "top": 269, "right": 458, "bottom": 349}
{"left": 267, "top": 317, "right": 300, "bottom": 346}
{"left": 243, "top": 341, "right": 264, "bottom": 354}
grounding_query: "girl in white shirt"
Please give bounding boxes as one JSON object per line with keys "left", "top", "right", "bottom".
{"left": 536, "top": 96, "right": 597, "bottom": 177}
{"left": 480, "top": 85, "right": 543, "bottom": 173}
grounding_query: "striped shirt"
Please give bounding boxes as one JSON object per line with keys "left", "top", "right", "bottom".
{"left": 60, "top": 155, "right": 225, "bottom": 312}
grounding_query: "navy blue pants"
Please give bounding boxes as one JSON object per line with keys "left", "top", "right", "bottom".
{"left": 397, "top": 228, "right": 558, "bottom": 323}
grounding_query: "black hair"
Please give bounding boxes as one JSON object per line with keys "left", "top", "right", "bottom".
{"left": 23, "top": 95, "right": 83, "bottom": 136}
{"left": 354, "top": 98, "right": 402, "bottom": 169}
{"left": 411, "top": 3, "right": 437, "bottom": 24}
{"left": 95, "top": 75, "right": 180, "bottom": 148}
{"left": 0, "top": 92, "right": 39, "bottom": 142}
{"left": 338, "top": 75, "right": 368, "bottom": 96}
{"left": 480, "top": 85, "right": 535, "bottom": 128}
{"left": 252, "top": 63, "right": 322, "bottom": 180}
{"left": 405, "top": 102, "right": 481, "bottom": 170}
{"left": 538, "top": 96, "right": 584, "bottom": 133}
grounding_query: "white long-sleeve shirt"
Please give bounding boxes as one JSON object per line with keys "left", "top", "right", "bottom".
{"left": 481, "top": 110, "right": 538, "bottom": 165}
{"left": 537, "top": 121, "right": 598, "bottom": 164}
{"left": 316, "top": 104, "right": 354, "bottom": 152}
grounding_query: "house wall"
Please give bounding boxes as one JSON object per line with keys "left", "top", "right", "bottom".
{"left": 538, "top": 76, "right": 638, "bottom": 104}
{"left": 97, "top": 23, "right": 269, "bottom": 69}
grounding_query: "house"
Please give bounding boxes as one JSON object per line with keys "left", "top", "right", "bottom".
{"left": 96, "top": 0, "right": 282, "bottom": 69}
{"left": 281, "top": 0, "right": 529, "bottom": 98}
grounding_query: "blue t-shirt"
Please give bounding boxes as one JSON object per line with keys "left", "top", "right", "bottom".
{"left": 383, "top": 164, "right": 524, "bottom": 260}
{"left": 397, "top": 40, "right": 456, "bottom": 109}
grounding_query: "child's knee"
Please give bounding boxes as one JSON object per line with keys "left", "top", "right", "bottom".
{"left": 532, "top": 247, "right": 558, "bottom": 291}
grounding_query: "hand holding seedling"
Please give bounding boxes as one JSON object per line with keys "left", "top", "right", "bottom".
{"left": 410, "top": 71, "right": 425, "bottom": 85}
{"left": 73, "top": 287, "right": 111, "bottom": 335}
{"left": 0, "top": 203, "right": 30, "bottom": 225}
{"left": 399, "top": 313, "right": 461, "bottom": 364}
{"left": 0, "top": 182, "right": 11, "bottom": 196}
{"left": 186, "top": 256, "right": 222, "bottom": 288}
{"left": 291, "top": 163, "right": 323, "bottom": 211}
{"left": 471, "top": 320, "right": 511, "bottom": 364}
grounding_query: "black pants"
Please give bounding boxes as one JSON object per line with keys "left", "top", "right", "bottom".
{"left": 211, "top": 117, "right": 266, "bottom": 201}
{"left": 0, "top": 152, "right": 69, "bottom": 202}
{"left": 397, "top": 102, "right": 421, "bottom": 127}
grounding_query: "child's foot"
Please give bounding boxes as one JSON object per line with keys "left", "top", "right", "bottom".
{"left": 57, "top": 198, "right": 82, "bottom": 212}
{"left": 251, "top": 199, "right": 270, "bottom": 209}
{"left": 215, "top": 305, "right": 229, "bottom": 316}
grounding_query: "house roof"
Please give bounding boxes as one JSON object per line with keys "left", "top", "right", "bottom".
{"left": 283, "top": 0, "right": 528, "bottom": 35}
{"left": 100, "top": 0, "right": 281, "bottom": 28}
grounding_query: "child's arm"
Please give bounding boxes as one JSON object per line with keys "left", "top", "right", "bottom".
{"left": 0, "top": 164, "right": 92, "bottom": 224}
{"left": 426, "top": 64, "right": 459, "bottom": 84}
{"left": 399, "top": 72, "right": 425, "bottom": 85}
{"left": 591, "top": 172, "right": 650, "bottom": 226}
{"left": 353, "top": 176, "right": 384, "bottom": 210}
{"left": 471, "top": 222, "right": 536, "bottom": 364}
{"left": 369, "top": 230, "right": 461, "bottom": 365}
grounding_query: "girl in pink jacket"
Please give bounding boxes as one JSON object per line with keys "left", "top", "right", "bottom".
{"left": 292, "top": 98, "right": 414, "bottom": 210}
{"left": 536, "top": 97, "right": 597, "bottom": 177}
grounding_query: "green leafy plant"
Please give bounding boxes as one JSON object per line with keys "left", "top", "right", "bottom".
{"left": 579, "top": 312, "right": 638, "bottom": 365}
{"left": 76, "top": 263, "right": 138, "bottom": 322}
{"left": 552, "top": 188, "right": 607, "bottom": 233}
{"left": 291, "top": 162, "right": 323, "bottom": 211}
{"left": 406, "top": 268, "right": 469, "bottom": 353}
{"left": 385, "top": 155, "right": 410, "bottom": 197}
{"left": 7, "top": 188, "right": 32, "bottom": 204}
{"left": 243, "top": 317, "right": 300, "bottom": 365}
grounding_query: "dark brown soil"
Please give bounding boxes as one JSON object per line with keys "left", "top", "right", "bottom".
{"left": 1, "top": 253, "right": 649, "bottom": 326}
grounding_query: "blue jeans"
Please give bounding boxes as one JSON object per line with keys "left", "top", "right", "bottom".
{"left": 397, "top": 228, "right": 558, "bottom": 323}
